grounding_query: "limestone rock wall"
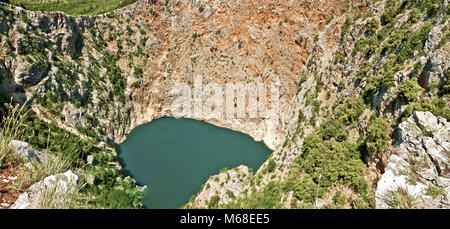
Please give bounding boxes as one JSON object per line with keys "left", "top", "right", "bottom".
{"left": 376, "top": 111, "right": 449, "bottom": 209}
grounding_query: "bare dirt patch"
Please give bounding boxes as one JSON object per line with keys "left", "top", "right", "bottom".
{"left": 0, "top": 161, "right": 22, "bottom": 209}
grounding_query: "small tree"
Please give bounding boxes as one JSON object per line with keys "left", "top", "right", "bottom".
{"left": 366, "top": 18, "right": 379, "bottom": 36}
{"left": 398, "top": 78, "right": 421, "bottom": 103}
{"left": 365, "top": 116, "right": 391, "bottom": 155}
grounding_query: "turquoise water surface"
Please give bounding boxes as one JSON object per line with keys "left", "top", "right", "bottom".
{"left": 119, "top": 118, "right": 272, "bottom": 209}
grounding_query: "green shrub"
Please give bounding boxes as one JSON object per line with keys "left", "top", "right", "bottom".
{"left": 207, "top": 195, "right": 220, "bottom": 209}
{"left": 284, "top": 98, "right": 371, "bottom": 205}
{"left": 365, "top": 117, "right": 391, "bottom": 155}
{"left": 354, "top": 36, "right": 379, "bottom": 58}
{"left": 363, "top": 75, "right": 382, "bottom": 101}
{"left": 426, "top": 184, "right": 447, "bottom": 198}
{"left": 399, "top": 97, "right": 450, "bottom": 122}
{"left": 438, "top": 69, "right": 449, "bottom": 96}
{"left": 398, "top": 78, "right": 421, "bottom": 103}
{"left": 334, "top": 97, "right": 365, "bottom": 125}
{"left": 0, "top": 5, "right": 15, "bottom": 23}
{"left": 17, "top": 26, "right": 26, "bottom": 34}
{"left": 396, "top": 24, "right": 433, "bottom": 64}
{"left": 408, "top": 8, "right": 421, "bottom": 24}
{"left": 134, "top": 66, "right": 143, "bottom": 78}
{"left": 382, "top": 28, "right": 405, "bottom": 54}
{"left": 266, "top": 158, "right": 276, "bottom": 173}
{"left": 298, "top": 110, "right": 306, "bottom": 124}
{"left": 334, "top": 52, "right": 345, "bottom": 64}
{"left": 297, "top": 74, "right": 307, "bottom": 94}
{"left": 21, "top": 13, "right": 31, "bottom": 25}
{"left": 126, "top": 25, "right": 133, "bottom": 36}
{"left": 341, "top": 17, "right": 353, "bottom": 36}
{"left": 317, "top": 118, "right": 348, "bottom": 142}
{"left": 380, "top": 0, "right": 398, "bottom": 26}
{"left": 299, "top": 138, "right": 365, "bottom": 188}
{"left": 333, "top": 191, "right": 346, "bottom": 207}
{"left": 365, "top": 18, "right": 379, "bottom": 36}
{"left": 326, "top": 16, "right": 334, "bottom": 25}
{"left": 351, "top": 197, "right": 371, "bottom": 209}
{"left": 84, "top": 176, "right": 145, "bottom": 209}
{"left": 226, "top": 190, "right": 235, "bottom": 199}
{"left": 294, "top": 174, "right": 323, "bottom": 204}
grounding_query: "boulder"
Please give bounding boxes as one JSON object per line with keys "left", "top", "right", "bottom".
{"left": 13, "top": 58, "right": 48, "bottom": 87}
{"left": 424, "top": 25, "right": 443, "bottom": 53}
{"left": 419, "top": 54, "right": 449, "bottom": 89}
{"left": 11, "top": 170, "right": 79, "bottom": 209}
{"left": 8, "top": 140, "right": 39, "bottom": 162}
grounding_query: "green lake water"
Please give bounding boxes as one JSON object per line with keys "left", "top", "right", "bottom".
{"left": 119, "top": 118, "right": 272, "bottom": 209}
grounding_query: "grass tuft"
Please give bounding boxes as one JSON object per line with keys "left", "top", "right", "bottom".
{"left": 386, "top": 186, "right": 418, "bottom": 209}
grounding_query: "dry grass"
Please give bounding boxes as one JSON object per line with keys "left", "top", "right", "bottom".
{"left": 0, "top": 103, "right": 27, "bottom": 168}
{"left": 37, "top": 180, "right": 93, "bottom": 209}
{"left": 0, "top": 103, "right": 89, "bottom": 208}
{"left": 12, "top": 153, "right": 76, "bottom": 191}
{"left": 386, "top": 186, "right": 419, "bottom": 209}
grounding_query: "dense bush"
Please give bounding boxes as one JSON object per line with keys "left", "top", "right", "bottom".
{"left": 396, "top": 24, "right": 433, "bottom": 64}
{"left": 398, "top": 77, "right": 421, "bottom": 103}
{"left": 365, "top": 18, "right": 379, "bottom": 36}
{"left": 266, "top": 158, "right": 276, "bottom": 173}
{"left": 298, "top": 136, "right": 365, "bottom": 188}
{"left": 279, "top": 94, "right": 375, "bottom": 207}
{"left": 83, "top": 166, "right": 145, "bottom": 209}
{"left": 284, "top": 118, "right": 366, "bottom": 204}
{"left": 334, "top": 97, "right": 365, "bottom": 125}
{"left": 438, "top": 69, "right": 449, "bottom": 96}
{"left": 365, "top": 116, "right": 391, "bottom": 155}
{"left": 408, "top": 8, "right": 421, "bottom": 24}
{"left": 354, "top": 36, "right": 379, "bottom": 58}
{"left": 380, "top": 0, "right": 399, "bottom": 26}
{"left": 399, "top": 97, "right": 450, "bottom": 122}
{"left": 294, "top": 174, "right": 323, "bottom": 204}
{"left": 317, "top": 118, "right": 348, "bottom": 142}
{"left": 207, "top": 195, "right": 220, "bottom": 209}
{"left": 19, "top": 114, "right": 97, "bottom": 167}
{"left": 382, "top": 28, "right": 406, "bottom": 54}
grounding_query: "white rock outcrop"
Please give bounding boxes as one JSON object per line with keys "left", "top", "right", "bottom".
{"left": 184, "top": 165, "right": 253, "bottom": 208}
{"left": 375, "top": 111, "right": 449, "bottom": 209}
{"left": 11, "top": 170, "right": 79, "bottom": 209}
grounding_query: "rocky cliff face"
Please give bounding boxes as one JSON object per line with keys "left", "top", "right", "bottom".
{"left": 0, "top": 0, "right": 359, "bottom": 149}
{"left": 0, "top": 0, "right": 449, "bottom": 209}
{"left": 376, "top": 111, "right": 449, "bottom": 209}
